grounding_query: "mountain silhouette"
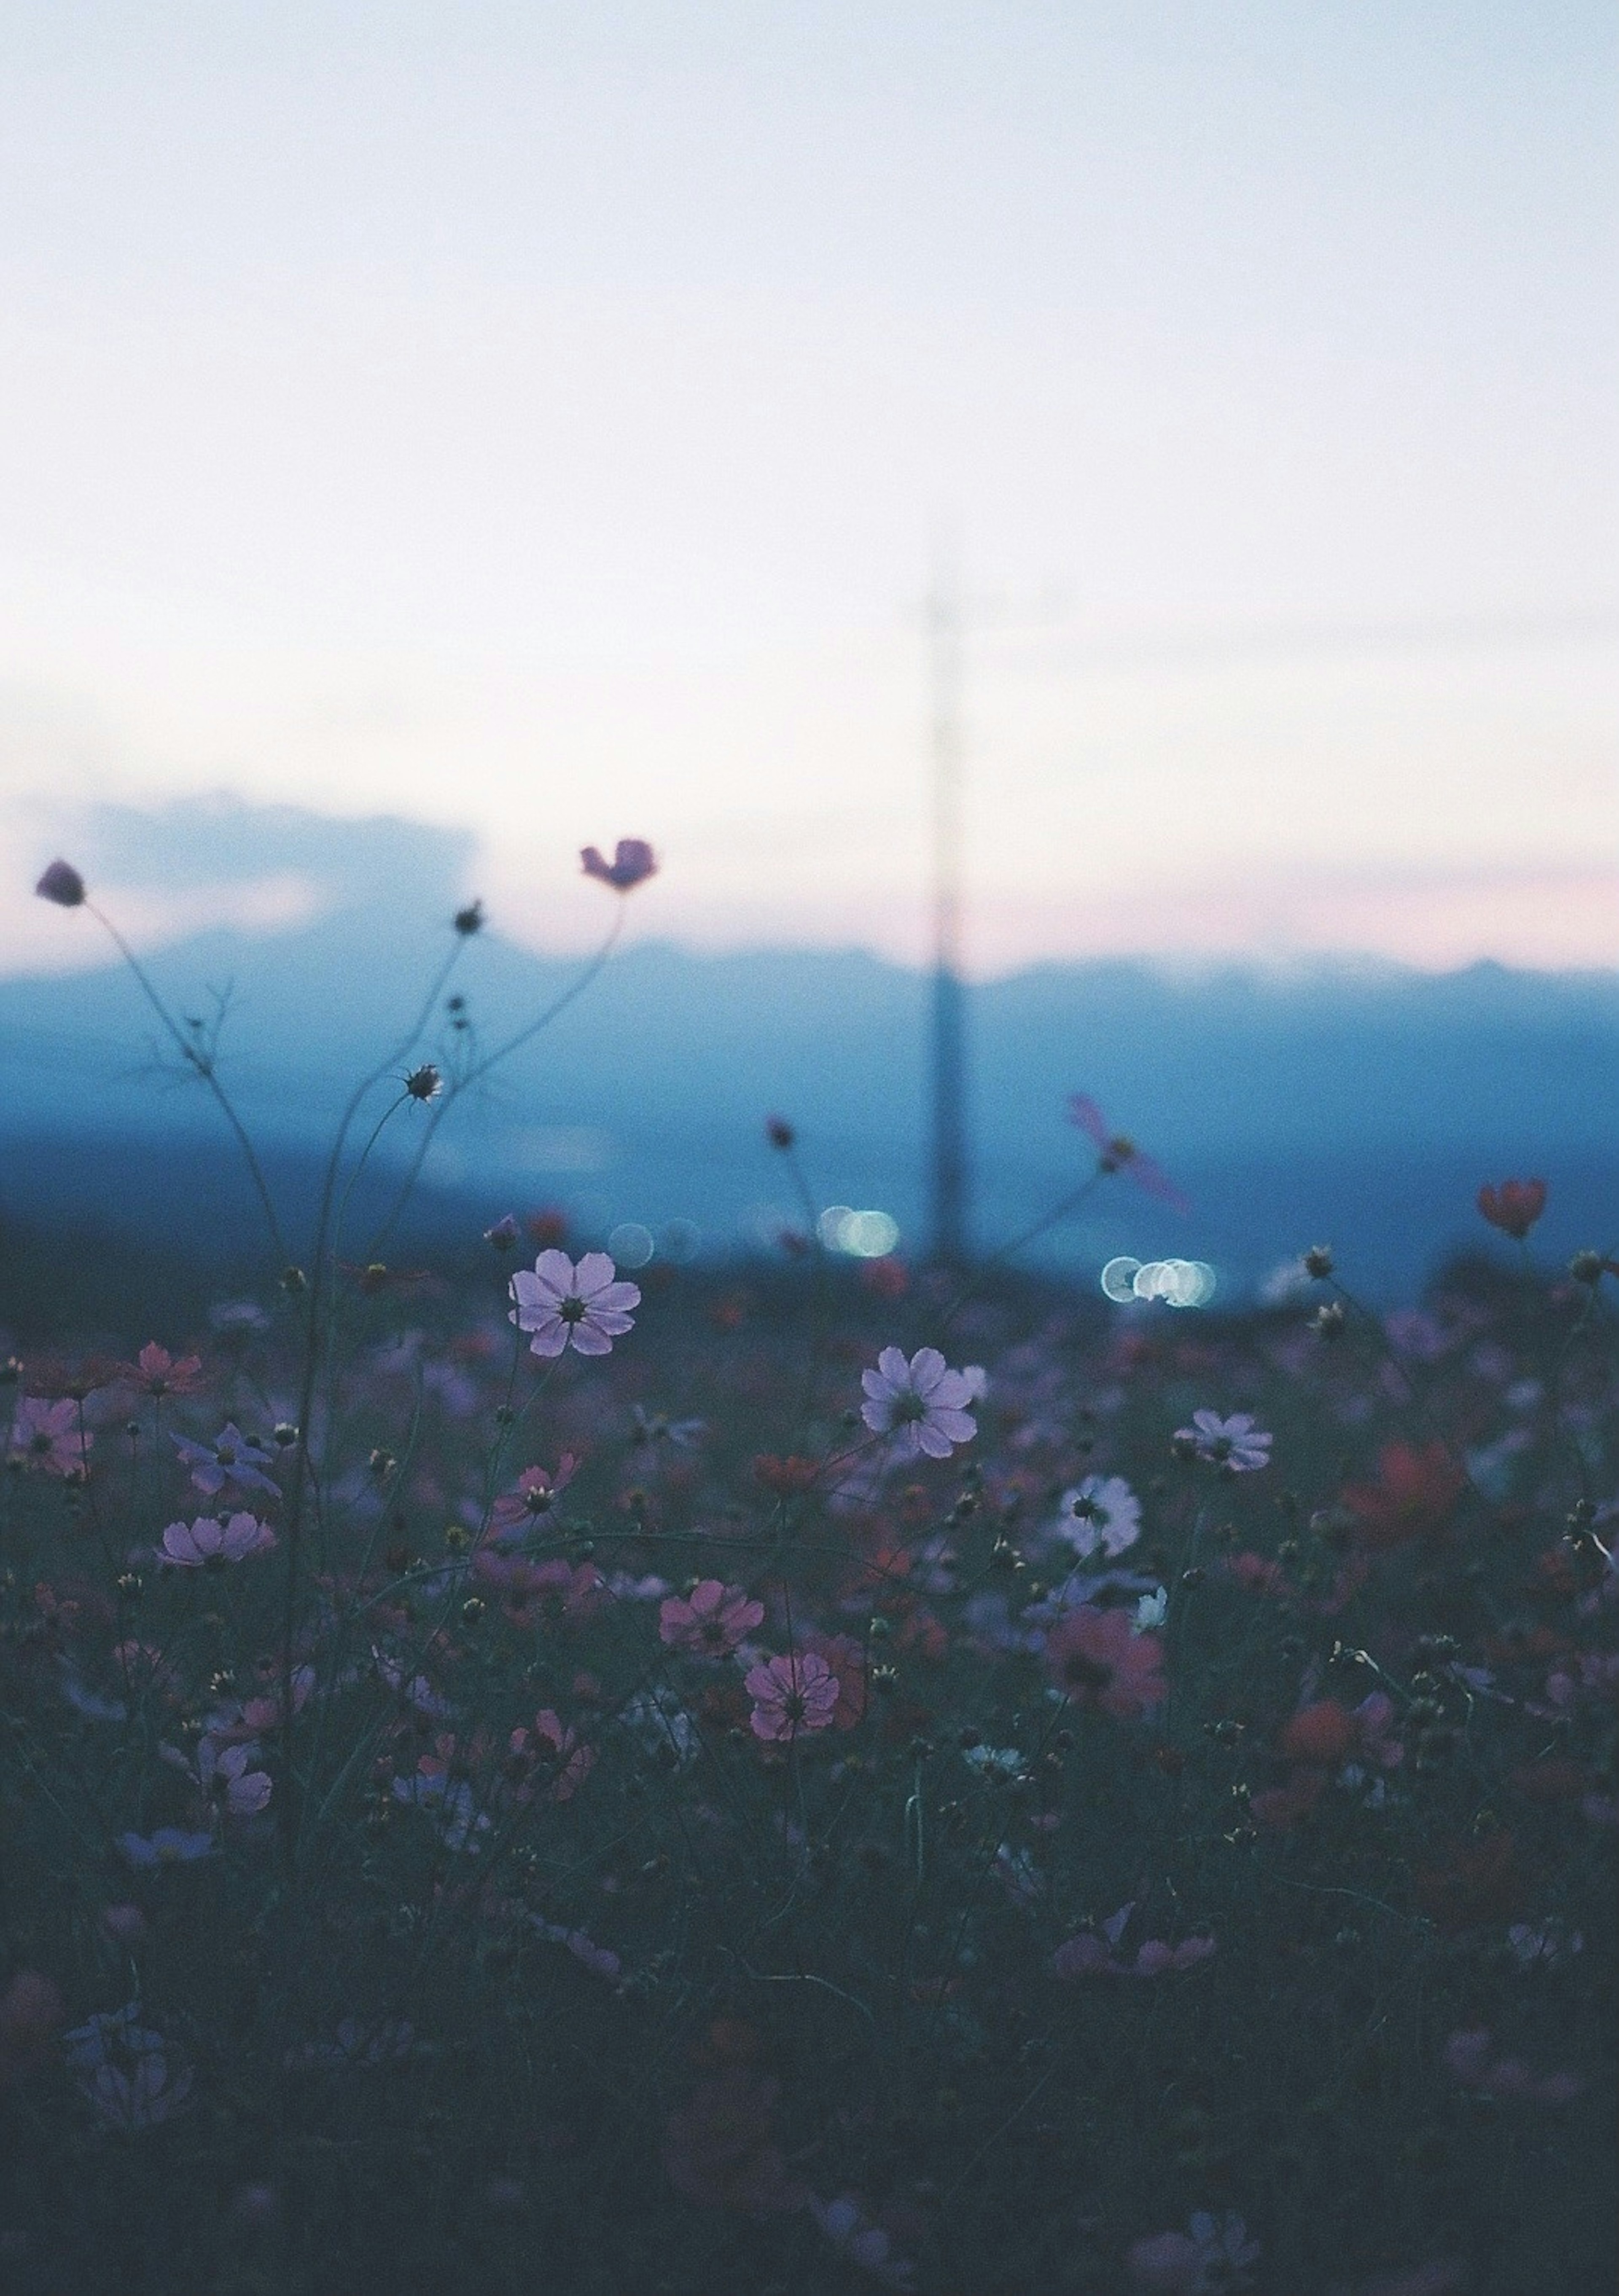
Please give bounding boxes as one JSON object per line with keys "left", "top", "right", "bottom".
{"left": 3, "top": 798, "right": 1615, "bottom": 1306}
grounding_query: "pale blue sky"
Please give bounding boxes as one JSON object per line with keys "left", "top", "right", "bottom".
{"left": 3, "top": 2, "right": 1615, "bottom": 972}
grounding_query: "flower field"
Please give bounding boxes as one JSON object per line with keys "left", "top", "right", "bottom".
{"left": 0, "top": 853, "right": 1614, "bottom": 2295}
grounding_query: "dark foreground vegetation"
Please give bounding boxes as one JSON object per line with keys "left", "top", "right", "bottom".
{"left": 1, "top": 853, "right": 1613, "bottom": 2294}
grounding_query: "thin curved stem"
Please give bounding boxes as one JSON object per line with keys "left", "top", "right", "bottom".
{"left": 362, "top": 907, "right": 626, "bottom": 1260}
{"left": 87, "top": 902, "right": 290, "bottom": 1266}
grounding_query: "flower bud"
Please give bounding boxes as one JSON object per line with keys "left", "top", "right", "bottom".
{"left": 35, "top": 859, "right": 85, "bottom": 907}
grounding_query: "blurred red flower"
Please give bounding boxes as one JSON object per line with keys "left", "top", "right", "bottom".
{"left": 1476, "top": 1178, "right": 1546, "bottom": 1239}
{"left": 1343, "top": 1441, "right": 1466, "bottom": 1550}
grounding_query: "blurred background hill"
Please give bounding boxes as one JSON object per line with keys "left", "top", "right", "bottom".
{"left": 2, "top": 800, "right": 1613, "bottom": 1324}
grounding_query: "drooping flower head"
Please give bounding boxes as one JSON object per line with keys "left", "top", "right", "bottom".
{"left": 509, "top": 1251, "right": 640, "bottom": 1358}
{"left": 1477, "top": 1177, "right": 1546, "bottom": 1239}
{"left": 1068, "top": 1094, "right": 1189, "bottom": 1212}
{"left": 861, "top": 1347, "right": 979, "bottom": 1460}
{"left": 581, "top": 838, "right": 657, "bottom": 892}
{"left": 35, "top": 859, "right": 86, "bottom": 908}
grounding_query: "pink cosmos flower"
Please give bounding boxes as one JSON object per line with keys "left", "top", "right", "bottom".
{"left": 489, "top": 1456, "right": 580, "bottom": 1535}
{"left": 1068, "top": 1093, "right": 1189, "bottom": 1211}
{"left": 861, "top": 1346, "right": 979, "bottom": 1459}
{"left": 509, "top": 1250, "right": 640, "bottom": 1358}
{"left": 659, "top": 1580, "right": 765, "bottom": 1657}
{"left": 122, "top": 1342, "right": 205, "bottom": 1397}
{"left": 1175, "top": 1409, "right": 1272, "bottom": 1472}
{"left": 8, "top": 1396, "right": 89, "bottom": 1477}
{"left": 1043, "top": 1605, "right": 1166, "bottom": 1719}
{"left": 508, "top": 1709, "right": 596, "bottom": 1801}
{"left": 161, "top": 1513, "right": 275, "bottom": 1567}
{"left": 581, "top": 837, "right": 657, "bottom": 891}
{"left": 745, "top": 1651, "right": 840, "bottom": 1742}
{"left": 473, "top": 1551, "right": 604, "bottom": 1628}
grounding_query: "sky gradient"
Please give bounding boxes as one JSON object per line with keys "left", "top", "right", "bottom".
{"left": 3, "top": 2, "right": 1615, "bottom": 976}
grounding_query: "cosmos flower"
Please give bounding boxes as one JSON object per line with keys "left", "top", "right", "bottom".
{"left": 1342, "top": 1440, "right": 1464, "bottom": 1548}
{"left": 118, "top": 1828, "right": 218, "bottom": 1868}
{"left": 744, "top": 1651, "right": 840, "bottom": 1742}
{"left": 488, "top": 1456, "right": 580, "bottom": 1535}
{"left": 120, "top": 1342, "right": 205, "bottom": 1397}
{"left": 1053, "top": 1474, "right": 1142, "bottom": 1559}
{"left": 197, "top": 1738, "right": 272, "bottom": 1818}
{"left": 1068, "top": 1093, "right": 1189, "bottom": 1212}
{"left": 7, "top": 1396, "right": 89, "bottom": 1477}
{"left": 509, "top": 1251, "right": 640, "bottom": 1359}
{"left": 172, "top": 1424, "right": 281, "bottom": 1499}
{"left": 160, "top": 1513, "right": 275, "bottom": 1567}
{"left": 659, "top": 1580, "right": 765, "bottom": 1657}
{"left": 1175, "top": 1410, "right": 1272, "bottom": 1472}
{"left": 1477, "top": 1178, "right": 1547, "bottom": 1239}
{"left": 861, "top": 1347, "right": 979, "bottom": 1459}
{"left": 1043, "top": 1606, "right": 1166, "bottom": 1719}
{"left": 580, "top": 838, "right": 657, "bottom": 891}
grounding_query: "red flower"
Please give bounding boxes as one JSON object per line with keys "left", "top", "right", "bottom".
{"left": 1476, "top": 1178, "right": 1546, "bottom": 1239}
{"left": 1342, "top": 1441, "right": 1465, "bottom": 1550}
{"left": 1043, "top": 1607, "right": 1165, "bottom": 1719}
{"left": 1278, "top": 1699, "right": 1356, "bottom": 1767}
{"left": 662, "top": 2069, "right": 804, "bottom": 2216}
{"left": 1415, "top": 1831, "right": 1522, "bottom": 1933}
{"left": 753, "top": 1454, "right": 820, "bottom": 1496}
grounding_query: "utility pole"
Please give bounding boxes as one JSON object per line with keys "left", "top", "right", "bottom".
{"left": 926, "top": 551, "right": 968, "bottom": 1264}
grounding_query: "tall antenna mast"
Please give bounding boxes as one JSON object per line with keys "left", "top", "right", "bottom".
{"left": 926, "top": 547, "right": 968, "bottom": 1263}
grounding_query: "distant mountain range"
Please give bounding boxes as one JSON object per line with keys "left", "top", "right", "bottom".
{"left": 2, "top": 799, "right": 1615, "bottom": 1308}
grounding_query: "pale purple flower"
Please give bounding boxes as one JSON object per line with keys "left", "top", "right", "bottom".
{"left": 580, "top": 837, "right": 657, "bottom": 891}
{"left": 808, "top": 2194, "right": 916, "bottom": 2287}
{"left": 198, "top": 1738, "right": 272, "bottom": 1818}
{"left": 161, "top": 1512, "right": 275, "bottom": 1567}
{"left": 118, "top": 1828, "right": 218, "bottom": 1868}
{"left": 1175, "top": 1410, "right": 1272, "bottom": 1472}
{"left": 744, "top": 1651, "right": 839, "bottom": 1742}
{"left": 286, "top": 2017, "right": 420, "bottom": 2071}
{"left": 861, "top": 1346, "right": 979, "bottom": 1459}
{"left": 1127, "top": 2212, "right": 1258, "bottom": 2293}
{"left": 65, "top": 2003, "right": 193, "bottom": 2130}
{"left": 1054, "top": 1474, "right": 1142, "bottom": 1559}
{"left": 509, "top": 1250, "right": 640, "bottom": 1359}
{"left": 172, "top": 1423, "right": 281, "bottom": 1498}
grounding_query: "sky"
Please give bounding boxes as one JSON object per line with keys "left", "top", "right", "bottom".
{"left": 2, "top": 1, "right": 1616, "bottom": 978}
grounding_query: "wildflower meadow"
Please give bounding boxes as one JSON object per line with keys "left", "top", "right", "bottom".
{"left": 1, "top": 845, "right": 1614, "bottom": 2296}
